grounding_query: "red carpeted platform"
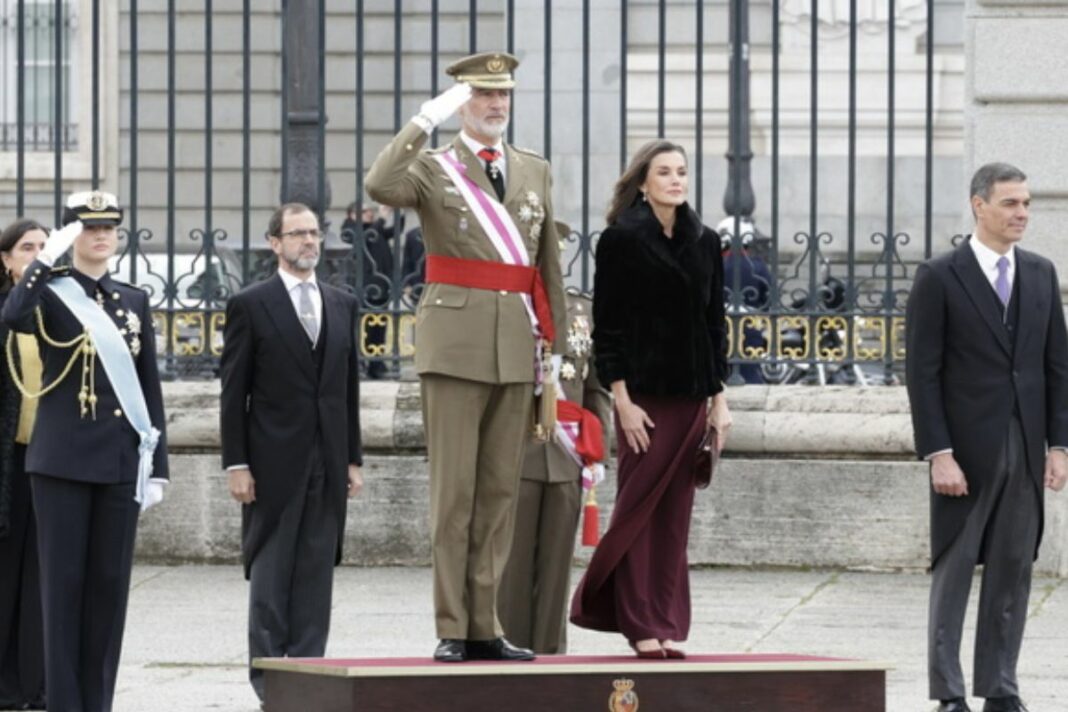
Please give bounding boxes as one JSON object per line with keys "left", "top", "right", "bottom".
{"left": 255, "top": 652, "right": 888, "bottom": 711}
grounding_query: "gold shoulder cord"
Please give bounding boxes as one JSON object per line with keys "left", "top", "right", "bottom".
{"left": 5, "top": 306, "right": 97, "bottom": 419}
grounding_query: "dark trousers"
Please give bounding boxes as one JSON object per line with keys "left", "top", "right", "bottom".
{"left": 928, "top": 417, "right": 1040, "bottom": 700}
{"left": 0, "top": 445, "right": 44, "bottom": 708}
{"left": 30, "top": 473, "right": 139, "bottom": 712}
{"left": 247, "top": 448, "right": 338, "bottom": 700}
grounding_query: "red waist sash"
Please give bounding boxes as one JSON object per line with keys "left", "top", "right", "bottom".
{"left": 557, "top": 399, "right": 605, "bottom": 465}
{"left": 425, "top": 254, "right": 556, "bottom": 343}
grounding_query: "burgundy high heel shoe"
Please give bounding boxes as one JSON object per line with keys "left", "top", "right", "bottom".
{"left": 629, "top": 640, "right": 667, "bottom": 659}
{"left": 661, "top": 645, "right": 686, "bottom": 659}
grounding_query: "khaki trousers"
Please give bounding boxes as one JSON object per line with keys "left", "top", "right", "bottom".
{"left": 498, "top": 478, "right": 582, "bottom": 654}
{"left": 421, "top": 374, "right": 534, "bottom": 640}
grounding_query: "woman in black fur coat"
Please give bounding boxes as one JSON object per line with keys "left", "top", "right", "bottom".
{"left": 570, "top": 140, "right": 732, "bottom": 659}
{"left": 0, "top": 218, "right": 47, "bottom": 710}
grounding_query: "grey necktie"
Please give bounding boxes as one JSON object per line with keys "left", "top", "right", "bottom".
{"left": 297, "top": 282, "right": 319, "bottom": 344}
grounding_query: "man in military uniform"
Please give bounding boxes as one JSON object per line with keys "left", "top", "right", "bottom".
{"left": 498, "top": 269, "right": 611, "bottom": 654}
{"left": 1, "top": 191, "right": 168, "bottom": 712}
{"left": 365, "top": 52, "right": 566, "bottom": 662}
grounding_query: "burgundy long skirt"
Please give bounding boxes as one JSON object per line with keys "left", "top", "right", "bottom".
{"left": 569, "top": 394, "right": 706, "bottom": 643}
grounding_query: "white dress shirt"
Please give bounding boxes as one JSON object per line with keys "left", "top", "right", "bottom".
{"left": 460, "top": 130, "right": 507, "bottom": 185}
{"left": 277, "top": 268, "right": 322, "bottom": 342}
{"left": 969, "top": 235, "right": 1015, "bottom": 298}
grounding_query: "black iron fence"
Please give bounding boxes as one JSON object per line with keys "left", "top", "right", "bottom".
{"left": 1, "top": 0, "right": 953, "bottom": 383}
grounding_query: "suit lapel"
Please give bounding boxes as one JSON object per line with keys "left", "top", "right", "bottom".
{"left": 452, "top": 136, "right": 498, "bottom": 203}
{"left": 1012, "top": 250, "right": 1038, "bottom": 361}
{"left": 261, "top": 274, "right": 317, "bottom": 381}
{"left": 949, "top": 240, "right": 1011, "bottom": 357}
{"left": 319, "top": 285, "right": 346, "bottom": 381}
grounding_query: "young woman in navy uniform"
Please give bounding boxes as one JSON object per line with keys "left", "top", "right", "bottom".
{"left": 1, "top": 191, "right": 168, "bottom": 712}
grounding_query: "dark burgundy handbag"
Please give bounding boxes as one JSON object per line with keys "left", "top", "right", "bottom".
{"left": 695, "top": 426, "right": 718, "bottom": 489}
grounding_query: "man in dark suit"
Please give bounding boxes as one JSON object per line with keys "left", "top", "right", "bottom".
{"left": 1, "top": 191, "right": 169, "bottom": 712}
{"left": 220, "top": 203, "right": 363, "bottom": 703}
{"left": 906, "top": 163, "right": 1068, "bottom": 712}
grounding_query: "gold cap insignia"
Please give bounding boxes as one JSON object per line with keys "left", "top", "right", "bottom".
{"left": 445, "top": 51, "right": 519, "bottom": 89}
{"left": 86, "top": 191, "right": 108, "bottom": 211}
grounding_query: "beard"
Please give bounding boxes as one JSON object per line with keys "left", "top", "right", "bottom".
{"left": 467, "top": 114, "right": 509, "bottom": 139}
{"left": 284, "top": 251, "right": 319, "bottom": 272}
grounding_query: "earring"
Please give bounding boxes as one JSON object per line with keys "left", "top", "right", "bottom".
{"left": 641, "top": 192, "right": 647, "bottom": 203}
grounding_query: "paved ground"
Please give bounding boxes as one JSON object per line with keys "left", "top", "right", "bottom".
{"left": 16, "top": 565, "right": 1068, "bottom": 711}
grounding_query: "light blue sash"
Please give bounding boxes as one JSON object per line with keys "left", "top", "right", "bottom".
{"left": 48, "top": 277, "right": 161, "bottom": 505}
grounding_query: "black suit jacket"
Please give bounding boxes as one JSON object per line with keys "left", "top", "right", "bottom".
{"left": 219, "top": 273, "right": 362, "bottom": 577}
{"left": 0, "top": 261, "right": 168, "bottom": 485}
{"left": 906, "top": 239, "right": 1068, "bottom": 564}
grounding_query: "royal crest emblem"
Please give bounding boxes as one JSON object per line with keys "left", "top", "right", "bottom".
{"left": 487, "top": 56, "right": 506, "bottom": 73}
{"left": 608, "top": 678, "right": 639, "bottom": 712}
{"left": 86, "top": 191, "right": 108, "bottom": 211}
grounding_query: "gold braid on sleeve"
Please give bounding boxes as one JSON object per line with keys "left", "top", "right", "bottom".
{"left": 5, "top": 306, "right": 97, "bottom": 419}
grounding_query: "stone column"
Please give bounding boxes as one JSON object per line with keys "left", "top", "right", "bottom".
{"left": 965, "top": 0, "right": 1068, "bottom": 271}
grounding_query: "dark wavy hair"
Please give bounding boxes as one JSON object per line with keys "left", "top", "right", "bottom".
{"left": 0, "top": 218, "right": 48, "bottom": 293}
{"left": 606, "top": 140, "right": 688, "bottom": 226}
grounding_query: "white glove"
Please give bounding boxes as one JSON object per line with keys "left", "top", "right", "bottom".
{"left": 141, "top": 478, "right": 166, "bottom": 513}
{"left": 412, "top": 83, "right": 473, "bottom": 132}
{"left": 39, "top": 220, "right": 83, "bottom": 265}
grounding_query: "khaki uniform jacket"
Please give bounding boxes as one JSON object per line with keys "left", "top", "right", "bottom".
{"left": 522, "top": 294, "right": 611, "bottom": 483}
{"left": 365, "top": 122, "right": 567, "bottom": 384}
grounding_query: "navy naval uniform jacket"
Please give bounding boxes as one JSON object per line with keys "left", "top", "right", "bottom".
{"left": 0, "top": 260, "right": 168, "bottom": 484}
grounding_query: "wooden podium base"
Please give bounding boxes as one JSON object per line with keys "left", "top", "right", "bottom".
{"left": 256, "top": 653, "right": 888, "bottom": 711}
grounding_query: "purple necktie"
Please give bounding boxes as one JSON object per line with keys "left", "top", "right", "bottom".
{"left": 995, "top": 256, "right": 1011, "bottom": 307}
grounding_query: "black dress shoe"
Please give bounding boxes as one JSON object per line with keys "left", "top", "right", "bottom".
{"left": 937, "top": 699, "right": 972, "bottom": 712}
{"left": 433, "top": 638, "right": 467, "bottom": 662}
{"left": 466, "top": 637, "right": 535, "bottom": 661}
{"left": 983, "top": 697, "right": 1029, "bottom": 712}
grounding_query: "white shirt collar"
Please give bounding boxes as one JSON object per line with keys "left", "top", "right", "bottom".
{"left": 460, "top": 131, "right": 504, "bottom": 160}
{"left": 277, "top": 268, "right": 318, "bottom": 293}
{"left": 969, "top": 234, "right": 1015, "bottom": 272}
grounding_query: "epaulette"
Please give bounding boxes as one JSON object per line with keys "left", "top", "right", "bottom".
{"left": 510, "top": 145, "right": 547, "bottom": 160}
{"left": 49, "top": 265, "right": 72, "bottom": 276}
{"left": 427, "top": 144, "right": 451, "bottom": 155}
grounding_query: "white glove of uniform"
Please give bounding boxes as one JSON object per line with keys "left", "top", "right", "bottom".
{"left": 412, "top": 83, "right": 473, "bottom": 132}
{"left": 141, "top": 478, "right": 166, "bottom": 513}
{"left": 39, "top": 220, "right": 83, "bottom": 265}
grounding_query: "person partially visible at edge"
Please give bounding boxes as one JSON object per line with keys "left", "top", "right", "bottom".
{"left": 906, "top": 163, "right": 1068, "bottom": 712}
{"left": 365, "top": 51, "right": 567, "bottom": 663}
{"left": 569, "top": 139, "right": 732, "bottom": 659}
{"left": 0, "top": 218, "right": 47, "bottom": 710}
{"left": 0, "top": 191, "right": 169, "bottom": 712}
{"left": 220, "top": 203, "right": 364, "bottom": 704}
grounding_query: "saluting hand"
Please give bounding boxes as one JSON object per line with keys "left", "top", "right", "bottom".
{"left": 1044, "top": 449, "right": 1068, "bottom": 492}
{"left": 40, "top": 219, "right": 83, "bottom": 264}
{"left": 228, "top": 467, "right": 256, "bottom": 504}
{"left": 930, "top": 452, "right": 969, "bottom": 497}
{"left": 415, "top": 83, "right": 473, "bottom": 129}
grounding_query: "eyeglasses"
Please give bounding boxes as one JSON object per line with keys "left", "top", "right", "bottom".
{"left": 277, "top": 228, "right": 322, "bottom": 241}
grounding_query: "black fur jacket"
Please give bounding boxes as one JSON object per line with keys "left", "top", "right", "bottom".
{"left": 592, "top": 201, "right": 728, "bottom": 399}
